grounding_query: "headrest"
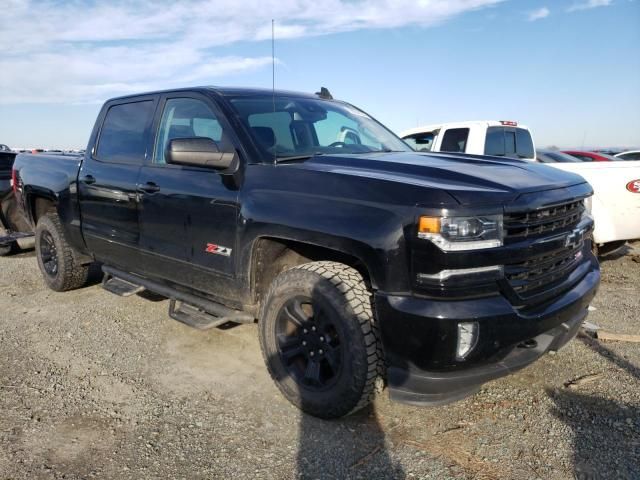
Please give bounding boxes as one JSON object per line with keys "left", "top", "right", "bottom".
{"left": 168, "top": 125, "right": 194, "bottom": 138}
{"left": 251, "top": 126, "right": 276, "bottom": 148}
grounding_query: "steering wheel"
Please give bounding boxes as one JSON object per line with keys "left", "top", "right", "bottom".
{"left": 328, "top": 141, "right": 347, "bottom": 148}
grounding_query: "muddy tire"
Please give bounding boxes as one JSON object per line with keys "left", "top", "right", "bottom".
{"left": 35, "top": 212, "right": 89, "bottom": 291}
{"left": 259, "top": 261, "right": 384, "bottom": 419}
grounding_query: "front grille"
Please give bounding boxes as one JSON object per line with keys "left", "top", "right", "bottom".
{"left": 504, "top": 200, "right": 584, "bottom": 242}
{"left": 503, "top": 199, "right": 588, "bottom": 300}
{"left": 505, "top": 242, "right": 583, "bottom": 298}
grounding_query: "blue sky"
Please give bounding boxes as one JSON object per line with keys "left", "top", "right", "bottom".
{"left": 1, "top": 0, "right": 638, "bottom": 149}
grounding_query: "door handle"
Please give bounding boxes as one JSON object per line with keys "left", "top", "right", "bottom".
{"left": 81, "top": 175, "right": 96, "bottom": 185}
{"left": 137, "top": 182, "right": 160, "bottom": 194}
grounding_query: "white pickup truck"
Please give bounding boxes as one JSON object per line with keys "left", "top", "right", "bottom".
{"left": 400, "top": 121, "right": 640, "bottom": 251}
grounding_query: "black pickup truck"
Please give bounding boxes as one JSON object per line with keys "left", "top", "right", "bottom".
{"left": 13, "top": 87, "right": 600, "bottom": 418}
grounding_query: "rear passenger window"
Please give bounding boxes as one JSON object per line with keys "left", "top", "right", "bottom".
{"left": 440, "top": 128, "right": 469, "bottom": 153}
{"left": 97, "top": 101, "right": 154, "bottom": 164}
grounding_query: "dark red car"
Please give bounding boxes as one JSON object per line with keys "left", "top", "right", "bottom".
{"left": 562, "top": 150, "right": 620, "bottom": 162}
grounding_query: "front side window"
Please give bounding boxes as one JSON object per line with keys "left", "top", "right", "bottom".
{"left": 96, "top": 101, "right": 154, "bottom": 164}
{"left": 229, "top": 96, "right": 411, "bottom": 160}
{"left": 154, "top": 98, "right": 228, "bottom": 164}
{"left": 440, "top": 128, "right": 469, "bottom": 153}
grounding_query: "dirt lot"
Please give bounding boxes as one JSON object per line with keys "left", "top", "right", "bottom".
{"left": 1, "top": 243, "right": 639, "bottom": 480}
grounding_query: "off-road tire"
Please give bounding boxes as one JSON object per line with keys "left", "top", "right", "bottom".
{"left": 259, "top": 261, "right": 384, "bottom": 419}
{"left": 35, "top": 212, "right": 89, "bottom": 291}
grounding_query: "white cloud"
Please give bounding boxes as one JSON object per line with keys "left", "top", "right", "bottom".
{"left": 0, "top": 0, "right": 503, "bottom": 104}
{"left": 567, "top": 0, "right": 613, "bottom": 12}
{"left": 527, "top": 7, "right": 550, "bottom": 20}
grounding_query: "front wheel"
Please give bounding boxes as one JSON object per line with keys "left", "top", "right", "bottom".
{"left": 259, "top": 261, "right": 384, "bottom": 419}
{"left": 35, "top": 212, "right": 89, "bottom": 291}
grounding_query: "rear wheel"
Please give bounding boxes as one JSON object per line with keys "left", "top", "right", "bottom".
{"left": 259, "top": 261, "right": 384, "bottom": 419}
{"left": 35, "top": 212, "right": 89, "bottom": 291}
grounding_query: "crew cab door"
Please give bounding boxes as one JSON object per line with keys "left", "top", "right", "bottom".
{"left": 136, "top": 94, "right": 241, "bottom": 299}
{"left": 78, "top": 97, "right": 157, "bottom": 268}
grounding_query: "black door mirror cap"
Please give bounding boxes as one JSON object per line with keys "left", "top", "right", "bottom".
{"left": 166, "top": 137, "right": 236, "bottom": 171}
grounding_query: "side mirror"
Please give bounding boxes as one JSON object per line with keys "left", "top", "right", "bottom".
{"left": 166, "top": 137, "right": 235, "bottom": 170}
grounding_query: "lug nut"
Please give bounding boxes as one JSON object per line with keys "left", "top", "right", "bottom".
{"left": 310, "top": 351, "right": 315, "bottom": 357}
{"left": 302, "top": 341, "right": 307, "bottom": 346}
{"left": 319, "top": 349, "right": 324, "bottom": 354}
{"left": 312, "top": 326, "right": 316, "bottom": 331}
{"left": 303, "top": 329, "right": 308, "bottom": 334}
{"left": 319, "top": 336, "right": 324, "bottom": 342}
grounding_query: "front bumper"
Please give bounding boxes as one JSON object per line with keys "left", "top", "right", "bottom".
{"left": 375, "top": 264, "right": 599, "bottom": 406}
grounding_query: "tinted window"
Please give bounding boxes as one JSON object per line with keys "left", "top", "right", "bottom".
{"left": 403, "top": 132, "right": 435, "bottom": 152}
{"left": 155, "top": 98, "right": 229, "bottom": 164}
{"left": 440, "top": 128, "right": 469, "bottom": 153}
{"left": 515, "top": 128, "right": 534, "bottom": 158}
{"left": 485, "top": 127, "right": 534, "bottom": 158}
{"left": 97, "top": 101, "right": 154, "bottom": 164}
{"left": 485, "top": 127, "right": 505, "bottom": 156}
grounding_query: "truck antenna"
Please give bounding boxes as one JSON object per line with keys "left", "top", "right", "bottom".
{"left": 272, "top": 19, "right": 277, "bottom": 165}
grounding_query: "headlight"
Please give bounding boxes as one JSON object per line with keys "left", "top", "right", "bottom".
{"left": 418, "top": 214, "right": 503, "bottom": 251}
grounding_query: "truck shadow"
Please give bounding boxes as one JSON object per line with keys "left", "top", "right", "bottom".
{"left": 547, "top": 388, "right": 639, "bottom": 480}
{"left": 577, "top": 333, "right": 640, "bottom": 381}
{"left": 294, "top": 403, "right": 404, "bottom": 479}
{"left": 547, "top": 333, "right": 640, "bottom": 479}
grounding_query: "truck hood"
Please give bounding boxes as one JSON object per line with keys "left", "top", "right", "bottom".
{"left": 285, "top": 151, "right": 587, "bottom": 205}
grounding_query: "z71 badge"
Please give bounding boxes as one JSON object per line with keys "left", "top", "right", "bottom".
{"left": 205, "top": 243, "right": 232, "bottom": 257}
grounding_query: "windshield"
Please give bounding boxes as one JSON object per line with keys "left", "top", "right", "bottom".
{"left": 228, "top": 96, "right": 412, "bottom": 160}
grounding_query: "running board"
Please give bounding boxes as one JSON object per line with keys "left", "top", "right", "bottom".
{"left": 169, "top": 300, "right": 238, "bottom": 330}
{"left": 101, "top": 266, "right": 254, "bottom": 329}
{"left": 0, "top": 231, "right": 34, "bottom": 247}
{"left": 102, "top": 274, "right": 146, "bottom": 297}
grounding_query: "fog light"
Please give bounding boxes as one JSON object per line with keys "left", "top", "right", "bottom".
{"left": 457, "top": 322, "right": 479, "bottom": 360}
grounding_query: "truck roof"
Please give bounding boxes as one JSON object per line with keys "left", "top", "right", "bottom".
{"left": 107, "top": 86, "right": 323, "bottom": 103}
{"left": 400, "top": 120, "right": 530, "bottom": 138}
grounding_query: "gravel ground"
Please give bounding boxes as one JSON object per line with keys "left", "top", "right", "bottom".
{"left": 0, "top": 242, "right": 639, "bottom": 479}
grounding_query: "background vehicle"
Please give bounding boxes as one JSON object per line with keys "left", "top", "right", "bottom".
{"left": 549, "top": 160, "right": 640, "bottom": 252}
{"left": 0, "top": 146, "right": 33, "bottom": 255}
{"left": 562, "top": 151, "right": 622, "bottom": 162}
{"left": 536, "top": 149, "right": 586, "bottom": 163}
{"left": 401, "top": 120, "right": 536, "bottom": 161}
{"left": 13, "top": 88, "right": 599, "bottom": 418}
{"left": 402, "top": 124, "right": 640, "bottom": 252}
{"left": 615, "top": 150, "right": 640, "bottom": 161}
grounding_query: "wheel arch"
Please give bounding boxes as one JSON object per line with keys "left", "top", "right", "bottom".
{"left": 248, "top": 236, "right": 378, "bottom": 313}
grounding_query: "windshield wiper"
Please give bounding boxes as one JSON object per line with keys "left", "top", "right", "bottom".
{"left": 276, "top": 152, "right": 324, "bottom": 163}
